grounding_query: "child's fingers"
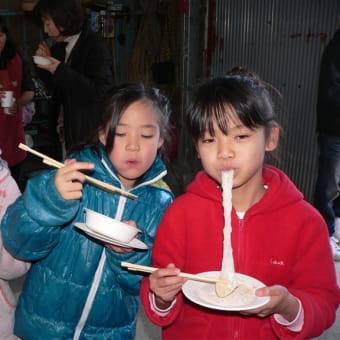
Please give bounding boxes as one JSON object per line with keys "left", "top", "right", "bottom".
{"left": 59, "top": 160, "right": 94, "bottom": 179}
{"left": 55, "top": 178, "right": 84, "bottom": 200}
{"left": 63, "top": 159, "right": 94, "bottom": 170}
{"left": 123, "top": 220, "right": 137, "bottom": 228}
{"left": 54, "top": 160, "right": 94, "bottom": 199}
{"left": 106, "top": 244, "right": 133, "bottom": 253}
{"left": 63, "top": 158, "right": 76, "bottom": 165}
{"left": 56, "top": 169, "right": 85, "bottom": 185}
{"left": 62, "top": 169, "right": 87, "bottom": 183}
{"left": 150, "top": 272, "right": 183, "bottom": 303}
{"left": 151, "top": 264, "right": 181, "bottom": 282}
{"left": 149, "top": 264, "right": 184, "bottom": 297}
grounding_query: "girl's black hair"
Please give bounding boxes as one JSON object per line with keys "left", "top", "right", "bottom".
{"left": 33, "top": 0, "right": 85, "bottom": 36}
{"left": 71, "top": 83, "right": 172, "bottom": 160}
{"left": 0, "top": 18, "right": 17, "bottom": 68}
{"left": 186, "top": 67, "right": 278, "bottom": 143}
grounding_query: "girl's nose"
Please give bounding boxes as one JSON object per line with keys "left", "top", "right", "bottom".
{"left": 218, "top": 142, "right": 234, "bottom": 159}
{"left": 126, "top": 137, "right": 140, "bottom": 151}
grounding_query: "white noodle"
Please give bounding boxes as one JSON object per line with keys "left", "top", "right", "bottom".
{"left": 220, "top": 170, "right": 234, "bottom": 279}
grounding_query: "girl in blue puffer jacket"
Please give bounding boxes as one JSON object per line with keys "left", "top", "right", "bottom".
{"left": 1, "top": 83, "right": 174, "bottom": 339}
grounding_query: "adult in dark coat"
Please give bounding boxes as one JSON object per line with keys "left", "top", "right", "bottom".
{"left": 33, "top": 0, "right": 114, "bottom": 157}
{"left": 314, "top": 27, "right": 340, "bottom": 260}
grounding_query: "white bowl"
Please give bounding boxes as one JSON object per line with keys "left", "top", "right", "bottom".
{"left": 33, "top": 55, "right": 52, "bottom": 65}
{"left": 85, "top": 208, "right": 140, "bottom": 243}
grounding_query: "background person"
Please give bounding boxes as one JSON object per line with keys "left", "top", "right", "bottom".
{"left": 33, "top": 0, "right": 114, "bottom": 158}
{"left": 0, "top": 18, "right": 35, "bottom": 184}
{"left": 313, "top": 27, "right": 340, "bottom": 261}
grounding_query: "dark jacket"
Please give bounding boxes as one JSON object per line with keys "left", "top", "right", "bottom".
{"left": 1, "top": 146, "right": 173, "bottom": 339}
{"left": 37, "top": 23, "right": 114, "bottom": 149}
{"left": 317, "top": 28, "right": 340, "bottom": 137}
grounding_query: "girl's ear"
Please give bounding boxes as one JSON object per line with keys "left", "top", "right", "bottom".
{"left": 265, "top": 125, "right": 279, "bottom": 151}
{"left": 98, "top": 128, "right": 107, "bottom": 145}
{"left": 194, "top": 141, "right": 201, "bottom": 158}
{"left": 157, "top": 137, "right": 164, "bottom": 149}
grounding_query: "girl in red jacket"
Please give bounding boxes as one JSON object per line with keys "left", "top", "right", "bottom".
{"left": 139, "top": 67, "right": 340, "bottom": 339}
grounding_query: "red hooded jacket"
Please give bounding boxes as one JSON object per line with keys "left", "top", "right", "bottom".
{"left": 140, "top": 166, "right": 340, "bottom": 339}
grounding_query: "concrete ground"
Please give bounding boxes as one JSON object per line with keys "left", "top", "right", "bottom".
{"left": 135, "top": 262, "right": 340, "bottom": 340}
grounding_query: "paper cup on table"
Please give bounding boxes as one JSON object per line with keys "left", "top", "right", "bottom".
{"left": 1, "top": 91, "right": 15, "bottom": 115}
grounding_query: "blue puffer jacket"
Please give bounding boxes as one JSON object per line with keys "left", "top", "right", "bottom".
{"left": 1, "top": 146, "right": 173, "bottom": 340}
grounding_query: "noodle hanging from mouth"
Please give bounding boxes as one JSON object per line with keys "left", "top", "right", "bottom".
{"left": 212, "top": 171, "right": 265, "bottom": 302}
{"left": 220, "top": 170, "right": 234, "bottom": 278}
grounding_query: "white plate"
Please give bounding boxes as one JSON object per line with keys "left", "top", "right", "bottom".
{"left": 182, "top": 271, "right": 270, "bottom": 311}
{"left": 74, "top": 223, "right": 148, "bottom": 250}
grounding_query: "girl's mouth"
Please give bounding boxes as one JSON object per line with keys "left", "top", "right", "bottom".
{"left": 220, "top": 166, "right": 235, "bottom": 172}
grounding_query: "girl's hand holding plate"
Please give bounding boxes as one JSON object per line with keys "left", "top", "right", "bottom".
{"left": 105, "top": 221, "right": 137, "bottom": 253}
{"left": 240, "top": 285, "right": 300, "bottom": 321}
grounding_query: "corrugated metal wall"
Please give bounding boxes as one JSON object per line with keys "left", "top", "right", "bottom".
{"left": 204, "top": 0, "right": 340, "bottom": 202}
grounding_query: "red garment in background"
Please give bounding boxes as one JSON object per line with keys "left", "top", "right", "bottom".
{"left": 0, "top": 53, "right": 26, "bottom": 166}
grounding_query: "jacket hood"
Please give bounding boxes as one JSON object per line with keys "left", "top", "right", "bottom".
{"left": 187, "top": 165, "right": 303, "bottom": 215}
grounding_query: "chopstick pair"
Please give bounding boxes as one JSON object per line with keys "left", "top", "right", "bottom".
{"left": 18, "top": 143, "right": 137, "bottom": 199}
{"left": 121, "top": 261, "right": 219, "bottom": 284}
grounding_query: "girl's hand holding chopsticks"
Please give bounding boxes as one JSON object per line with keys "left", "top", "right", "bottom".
{"left": 18, "top": 143, "right": 137, "bottom": 199}
{"left": 149, "top": 263, "right": 186, "bottom": 310}
{"left": 55, "top": 159, "right": 94, "bottom": 200}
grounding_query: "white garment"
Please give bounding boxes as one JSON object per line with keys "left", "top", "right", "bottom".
{"left": 0, "top": 164, "right": 30, "bottom": 339}
{"left": 64, "top": 33, "right": 80, "bottom": 63}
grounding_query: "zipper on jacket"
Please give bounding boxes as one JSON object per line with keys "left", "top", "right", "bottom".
{"left": 235, "top": 216, "right": 245, "bottom": 270}
{"left": 73, "top": 178, "right": 127, "bottom": 338}
{"left": 101, "top": 158, "right": 167, "bottom": 195}
{"left": 73, "top": 250, "right": 107, "bottom": 339}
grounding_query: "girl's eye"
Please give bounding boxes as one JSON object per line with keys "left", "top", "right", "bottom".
{"left": 236, "top": 134, "right": 249, "bottom": 140}
{"left": 115, "top": 132, "right": 125, "bottom": 137}
{"left": 201, "top": 137, "right": 215, "bottom": 144}
{"left": 142, "top": 135, "right": 154, "bottom": 139}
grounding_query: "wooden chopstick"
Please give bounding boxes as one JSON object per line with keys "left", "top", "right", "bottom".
{"left": 19, "top": 143, "right": 137, "bottom": 199}
{"left": 121, "top": 261, "right": 219, "bottom": 284}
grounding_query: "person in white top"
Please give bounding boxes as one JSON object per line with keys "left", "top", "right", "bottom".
{"left": 0, "top": 152, "right": 30, "bottom": 339}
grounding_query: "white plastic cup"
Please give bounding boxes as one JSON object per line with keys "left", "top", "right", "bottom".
{"left": 1, "top": 91, "right": 14, "bottom": 108}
